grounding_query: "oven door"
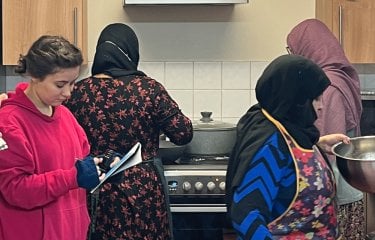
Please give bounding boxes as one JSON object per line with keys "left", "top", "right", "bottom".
{"left": 360, "top": 95, "right": 375, "bottom": 236}
{"left": 170, "top": 204, "right": 227, "bottom": 213}
{"left": 360, "top": 98, "right": 375, "bottom": 136}
{"left": 164, "top": 164, "right": 230, "bottom": 239}
{"left": 169, "top": 194, "right": 227, "bottom": 213}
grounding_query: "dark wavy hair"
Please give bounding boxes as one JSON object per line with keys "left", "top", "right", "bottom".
{"left": 14, "top": 35, "right": 83, "bottom": 80}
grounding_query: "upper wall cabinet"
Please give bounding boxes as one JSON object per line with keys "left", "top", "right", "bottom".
{"left": 316, "top": 0, "right": 375, "bottom": 63}
{"left": 2, "top": 0, "right": 87, "bottom": 65}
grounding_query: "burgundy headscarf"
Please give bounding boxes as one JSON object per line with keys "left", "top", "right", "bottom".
{"left": 287, "top": 18, "right": 362, "bottom": 135}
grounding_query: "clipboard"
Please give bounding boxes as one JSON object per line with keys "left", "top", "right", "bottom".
{"left": 90, "top": 142, "right": 142, "bottom": 194}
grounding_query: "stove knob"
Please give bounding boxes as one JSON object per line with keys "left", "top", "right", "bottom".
{"left": 182, "top": 182, "right": 192, "bottom": 192}
{"left": 207, "top": 182, "right": 216, "bottom": 192}
{"left": 219, "top": 182, "right": 226, "bottom": 191}
{"left": 194, "top": 182, "right": 204, "bottom": 192}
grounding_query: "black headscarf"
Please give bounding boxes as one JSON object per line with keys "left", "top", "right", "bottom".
{"left": 256, "top": 54, "right": 330, "bottom": 147}
{"left": 226, "top": 54, "right": 330, "bottom": 209}
{"left": 91, "top": 23, "right": 146, "bottom": 78}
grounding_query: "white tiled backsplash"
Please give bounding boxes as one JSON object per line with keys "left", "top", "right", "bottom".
{"left": 3, "top": 62, "right": 375, "bottom": 124}
{"left": 138, "top": 61, "right": 269, "bottom": 124}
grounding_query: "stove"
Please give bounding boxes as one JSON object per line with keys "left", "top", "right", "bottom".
{"left": 162, "top": 155, "right": 231, "bottom": 240}
{"left": 164, "top": 164, "right": 227, "bottom": 213}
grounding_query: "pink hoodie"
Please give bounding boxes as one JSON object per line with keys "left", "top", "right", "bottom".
{"left": 0, "top": 83, "right": 91, "bottom": 239}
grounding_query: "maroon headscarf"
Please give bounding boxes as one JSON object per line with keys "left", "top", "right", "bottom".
{"left": 287, "top": 18, "right": 362, "bottom": 135}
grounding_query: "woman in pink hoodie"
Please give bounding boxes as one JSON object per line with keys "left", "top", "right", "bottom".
{"left": 0, "top": 35, "right": 103, "bottom": 240}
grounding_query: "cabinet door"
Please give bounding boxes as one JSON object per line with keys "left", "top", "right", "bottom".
{"left": 331, "top": 0, "right": 375, "bottom": 63}
{"left": 2, "top": 0, "right": 87, "bottom": 65}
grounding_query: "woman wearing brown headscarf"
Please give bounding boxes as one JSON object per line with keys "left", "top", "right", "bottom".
{"left": 287, "top": 18, "right": 364, "bottom": 240}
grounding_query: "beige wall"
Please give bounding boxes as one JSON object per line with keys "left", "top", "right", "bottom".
{"left": 87, "top": 0, "right": 315, "bottom": 62}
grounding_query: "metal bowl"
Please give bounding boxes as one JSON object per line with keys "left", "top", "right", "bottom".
{"left": 332, "top": 136, "right": 375, "bottom": 193}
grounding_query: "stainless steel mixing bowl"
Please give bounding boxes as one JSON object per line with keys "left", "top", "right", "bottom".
{"left": 332, "top": 136, "right": 375, "bottom": 193}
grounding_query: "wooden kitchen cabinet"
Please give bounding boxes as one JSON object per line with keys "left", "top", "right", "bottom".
{"left": 2, "top": 0, "right": 87, "bottom": 65}
{"left": 316, "top": 0, "right": 375, "bottom": 63}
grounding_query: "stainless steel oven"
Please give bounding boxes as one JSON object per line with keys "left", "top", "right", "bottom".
{"left": 360, "top": 90, "right": 375, "bottom": 136}
{"left": 360, "top": 91, "right": 375, "bottom": 238}
{"left": 164, "top": 165, "right": 226, "bottom": 212}
{"left": 163, "top": 162, "right": 230, "bottom": 240}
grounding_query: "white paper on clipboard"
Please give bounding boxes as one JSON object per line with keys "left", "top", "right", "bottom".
{"left": 90, "top": 142, "right": 142, "bottom": 194}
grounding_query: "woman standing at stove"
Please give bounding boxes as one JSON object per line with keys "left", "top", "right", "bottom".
{"left": 64, "top": 23, "right": 193, "bottom": 240}
{"left": 287, "top": 18, "right": 364, "bottom": 240}
{"left": 226, "top": 54, "right": 350, "bottom": 239}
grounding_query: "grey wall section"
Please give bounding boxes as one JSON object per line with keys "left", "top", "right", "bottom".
{"left": 0, "top": 66, "right": 5, "bottom": 93}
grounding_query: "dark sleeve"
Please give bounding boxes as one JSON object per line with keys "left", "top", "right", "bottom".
{"left": 154, "top": 83, "right": 193, "bottom": 145}
{"left": 230, "top": 132, "right": 295, "bottom": 239}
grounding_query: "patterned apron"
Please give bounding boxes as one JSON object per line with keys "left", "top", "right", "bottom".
{"left": 267, "top": 120, "right": 340, "bottom": 240}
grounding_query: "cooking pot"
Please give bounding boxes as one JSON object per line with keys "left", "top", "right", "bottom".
{"left": 185, "top": 112, "right": 237, "bottom": 156}
{"left": 332, "top": 136, "right": 375, "bottom": 193}
{"left": 158, "top": 139, "right": 186, "bottom": 165}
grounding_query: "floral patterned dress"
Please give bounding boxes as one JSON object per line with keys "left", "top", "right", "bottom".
{"left": 65, "top": 75, "right": 193, "bottom": 240}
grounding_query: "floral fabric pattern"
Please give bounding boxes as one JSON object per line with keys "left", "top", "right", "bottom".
{"left": 268, "top": 133, "right": 339, "bottom": 240}
{"left": 338, "top": 200, "right": 365, "bottom": 240}
{"left": 65, "top": 75, "right": 193, "bottom": 240}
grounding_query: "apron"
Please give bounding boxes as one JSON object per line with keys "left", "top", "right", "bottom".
{"left": 267, "top": 114, "right": 340, "bottom": 239}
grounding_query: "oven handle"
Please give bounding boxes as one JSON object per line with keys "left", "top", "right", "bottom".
{"left": 361, "top": 95, "right": 375, "bottom": 101}
{"left": 170, "top": 204, "right": 227, "bottom": 213}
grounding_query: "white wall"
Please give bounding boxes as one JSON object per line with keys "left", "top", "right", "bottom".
{"left": 82, "top": 0, "right": 317, "bottom": 123}
{"left": 4, "top": 0, "right": 319, "bottom": 122}
{"left": 5, "top": 0, "right": 375, "bottom": 121}
{"left": 87, "top": 0, "right": 315, "bottom": 62}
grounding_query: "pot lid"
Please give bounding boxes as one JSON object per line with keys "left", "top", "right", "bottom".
{"left": 193, "top": 112, "right": 236, "bottom": 131}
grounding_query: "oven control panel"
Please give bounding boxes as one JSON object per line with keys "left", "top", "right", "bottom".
{"left": 164, "top": 165, "right": 226, "bottom": 195}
